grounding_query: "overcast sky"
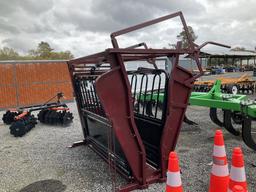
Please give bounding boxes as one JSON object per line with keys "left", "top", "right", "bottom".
{"left": 0, "top": 0, "right": 255, "bottom": 57}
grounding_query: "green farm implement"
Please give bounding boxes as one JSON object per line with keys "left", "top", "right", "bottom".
{"left": 137, "top": 79, "right": 256, "bottom": 151}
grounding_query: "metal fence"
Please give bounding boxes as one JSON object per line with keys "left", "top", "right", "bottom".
{"left": 0, "top": 60, "right": 73, "bottom": 109}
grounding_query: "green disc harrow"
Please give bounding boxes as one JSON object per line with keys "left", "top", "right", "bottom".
{"left": 137, "top": 79, "right": 256, "bottom": 151}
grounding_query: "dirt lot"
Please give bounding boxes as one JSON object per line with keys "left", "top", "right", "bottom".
{"left": 0, "top": 72, "right": 256, "bottom": 192}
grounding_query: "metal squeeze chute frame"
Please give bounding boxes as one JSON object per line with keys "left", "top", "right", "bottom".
{"left": 68, "top": 12, "right": 228, "bottom": 191}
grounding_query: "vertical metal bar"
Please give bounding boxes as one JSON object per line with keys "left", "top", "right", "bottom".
{"left": 84, "top": 79, "right": 93, "bottom": 112}
{"left": 90, "top": 80, "right": 100, "bottom": 115}
{"left": 67, "top": 63, "right": 89, "bottom": 138}
{"left": 154, "top": 74, "right": 161, "bottom": 119}
{"left": 74, "top": 78, "right": 84, "bottom": 108}
{"left": 142, "top": 74, "right": 148, "bottom": 115}
{"left": 161, "top": 73, "right": 168, "bottom": 120}
{"left": 81, "top": 78, "right": 90, "bottom": 110}
{"left": 96, "top": 53, "right": 148, "bottom": 184}
{"left": 138, "top": 74, "right": 146, "bottom": 114}
{"left": 149, "top": 74, "right": 157, "bottom": 117}
{"left": 79, "top": 78, "right": 87, "bottom": 108}
{"left": 87, "top": 79, "right": 97, "bottom": 113}
{"left": 13, "top": 63, "right": 19, "bottom": 107}
{"left": 131, "top": 74, "right": 138, "bottom": 102}
{"left": 94, "top": 78, "right": 106, "bottom": 117}
{"left": 94, "top": 82, "right": 105, "bottom": 116}
{"left": 75, "top": 79, "right": 83, "bottom": 108}
{"left": 82, "top": 79, "right": 91, "bottom": 109}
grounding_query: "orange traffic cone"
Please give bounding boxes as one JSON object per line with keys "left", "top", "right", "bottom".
{"left": 166, "top": 151, "right": 183, "bottom": 192}
{"left": 232, "top": 185, "right": 245, "bottom": 192}
{"left": 228, "top": 147, "right": 247, "bottom": 192}
{"left": 209, "top": 130, "right": 229, "bottom": 192}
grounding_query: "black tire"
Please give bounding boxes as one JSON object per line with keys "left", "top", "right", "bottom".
{"left": 227, "top": 84, "right": 238, "bottom": 95}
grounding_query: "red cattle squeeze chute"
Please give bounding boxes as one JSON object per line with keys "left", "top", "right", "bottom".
{"left": 68, "top": 11, "right": 229, "bottom": 191}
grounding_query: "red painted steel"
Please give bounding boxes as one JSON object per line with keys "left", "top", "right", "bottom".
{"left": 15, "top": 111, "right": 28, "bottom": 120}
{"left": 68, "top": 11, "right": 230, "bottom": 191}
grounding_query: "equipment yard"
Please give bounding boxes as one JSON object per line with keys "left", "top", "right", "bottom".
{"left": 1, "top": 1, "right": 256, "bottom": 191}
{"left": 0, "top": 72, "right": 255, "bottom": 192}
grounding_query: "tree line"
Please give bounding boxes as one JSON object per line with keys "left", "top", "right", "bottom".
{"left": 0, "top": 41, "right": 74, "bottom": 60}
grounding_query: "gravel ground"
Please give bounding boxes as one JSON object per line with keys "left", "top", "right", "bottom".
{"left": 0, "top": 72, "right": 256, "bottom": 192}
{"left": 198, "top": 71, "right": 255, "bottom": 81}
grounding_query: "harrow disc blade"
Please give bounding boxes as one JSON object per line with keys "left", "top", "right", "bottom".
{"left": 242, "top": 116, "right": 256, "bottom": 150}
{"left": 56, "top": 111, "right": 63, "bottom": 124}
{"left": 209, "top": 108, "right": 224, "bottom": 127}
{"left": 44, "top": 110, "right": 53, "bottom": 124}
{"left": 9, "top": 115, "right": 37, "bottom": 137}
{"left": 48, "top": 111, "right": 56, "bottom": 124}
{"left": 51, "top": 111, "right": 60, "bottom": 125}
{"left": 38, "top": 109, "right": 73, "bottom": 126}
{"left": 38, "top": 109, "right": 49, "bottom": 123}
{"left": 28, "top": 115, "right": 37, "bottom": 127}
{"left": 62, "top": 111, "right": 73, "bottom": 125}
{"left": 2, "top": 111, "right": 19, "bottom": 125}
{"left": 223, "top": 110, "right": 240, "bottom": 136}
{"left": 10, "top": 120, "right": 26, "bottom": 137}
